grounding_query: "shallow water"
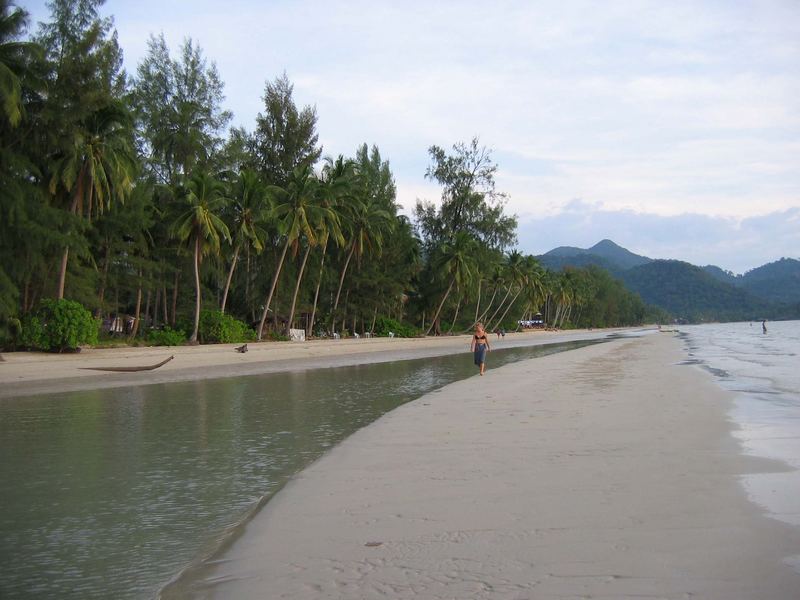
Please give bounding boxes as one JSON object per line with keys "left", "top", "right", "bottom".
{"left": 680, "top": 320, "right": 800, "bottom": 527}
{"left": 0, "top": 337, "right": 607, "bottom": 600}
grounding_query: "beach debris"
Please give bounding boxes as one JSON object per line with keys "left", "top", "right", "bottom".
{"left": 235, "top": 343, "right": 248, "bottom": 353}
{"left": 364, "top": 541, "right": 383, "bottom": 547}
{"left": 79, "top": 355, "right": 174, "bottom": 372}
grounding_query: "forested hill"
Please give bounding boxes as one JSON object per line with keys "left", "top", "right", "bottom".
{"left": 540, "top": 241, "right": 800, "bottom": 322}
{"left": 739, "top": 258, "right": 800, "bottom": 305}
{"left": 620, "top": 260, "right": 774, "bottom": 322}
{"left": 541, "top": 239, "right": 651, "bottom": 273}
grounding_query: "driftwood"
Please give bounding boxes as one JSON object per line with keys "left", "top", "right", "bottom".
{"left": 80, "top": 355, "right": 174, "bottom": 372}
{"left": 235, "top": 343, "right": 248, "bottom": 353}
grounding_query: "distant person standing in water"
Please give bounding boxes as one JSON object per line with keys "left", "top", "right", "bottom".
{"left": 471, "top": 323, "right": 491, "bottom": 376}
{"left": 762, "top": 320, "right": 767, "bottom": 334}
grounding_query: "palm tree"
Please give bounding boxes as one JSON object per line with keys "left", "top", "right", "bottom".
{"left": 489, "top": 251, "right": 526, "bottom": 332}
{"left": 284, "top": 173, "right": 343, "bottom": 336}
{"left": 0, "top": 0, "right": 38, "bottom": 127}
{"left": 49, "top": 101, "right": 137, "bottom": 299}
{"left": 307, "top": 156, "right": 352, "bottom": 336}
{"left": 516, "top": 257, "right": 546, "bottom": 328}
{"left": 256, "top": 163, "right": 322, "bottom": 341}
{"left": 331, "top": 191, "right": 392, "bottom": 333}
{"left": 220, "top": 170, "right": 269, "bottom": 313}
{"left": 172, "top": 171, "right": 231, "bottom": 343}
{"left": 425, "top": 232, "right": 478, "bottom": 336}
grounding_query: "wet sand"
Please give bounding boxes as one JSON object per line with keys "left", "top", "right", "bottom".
{"left": 174, "top": 333, "right": 800, "bottom": 599}
{"left": 0, "top": 329, "right": 618, "bottom": 399}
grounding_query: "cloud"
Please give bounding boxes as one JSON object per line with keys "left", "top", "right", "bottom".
{"left": 516, "top": 201, "right": 800, "bottom": 274}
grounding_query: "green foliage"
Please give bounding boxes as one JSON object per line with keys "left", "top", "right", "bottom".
{"left": 621, "top": 260, "right": 772, "bottom": 322}
{"left": 373, "top": 317, "right": 419, "bottom": 338}
{"left": 266, "top": 330, "right": 290, "bottom": 342}
{"left": 20, "top": 299, "right": 99, "bottom": 351}
{"left": 147, "top": 326, "right": 186, "bottom": 346}
{"left": 198, "top": 309, "right": 255, "bottom": 343}
{"left": 251, "top": 72, "right": 321, "bottom": 187}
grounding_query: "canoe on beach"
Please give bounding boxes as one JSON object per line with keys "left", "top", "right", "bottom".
{"left": 79, "top": 355, "right": 174, "bottom": 372}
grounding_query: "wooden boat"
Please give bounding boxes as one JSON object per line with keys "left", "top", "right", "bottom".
{"left": 80, "top": 355, "right": 174, "bottom": 372}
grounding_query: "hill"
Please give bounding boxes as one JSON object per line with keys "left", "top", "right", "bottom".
{"left": 739, "top": 258, "right": 800, "bottom": 305}
{"left": 542, "top": 239, "right": 651, "bottom": 272}
{"left": 539, "top": 240, "right": 799, "bottom": 322}
{"left": 620, "top": 260, "right": 772, "bottom": 322}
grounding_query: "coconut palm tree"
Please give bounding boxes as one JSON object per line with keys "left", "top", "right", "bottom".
{"left": 220, "top": 169, "right": 269, "bottom": 313}
{"left": 172, "top": 171, "right": 231, "bottom": 342}
{"left": 425, "top": 232, "right": 478, "bottom": 336}
{"left": 0, "top": 0, "right": 38, "bottom": 127}
{"left": 307, "top": 156, "right": 352, "bottom": 336}
{"left": 489, "top": 251, "right": 527, "bottom": 332}
{"left": 49, "top": 101, "right": 137, "bottom": 299}
{"left": 256, "top": 163, "right": 323, "bottom": 341}
{"left": 330, "top": 192, "right": 392, "bottom": 333}
{"left": 516, "top": 257, "right": 546, "bottom": 328}
{"left": 284, "top": 175, "right": 344, "bottom": 336}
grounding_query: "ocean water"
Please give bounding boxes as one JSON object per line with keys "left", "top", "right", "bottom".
{"left": 680, "top": 320, "right": 800, "bottom": 527}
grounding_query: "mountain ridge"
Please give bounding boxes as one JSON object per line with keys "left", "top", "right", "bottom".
{"left": 537, "top": 240, "right": 799, "bottom": 321}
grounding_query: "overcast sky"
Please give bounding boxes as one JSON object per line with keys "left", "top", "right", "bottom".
{"left": 21, "top": 0, "right": 800, "bottom": 273}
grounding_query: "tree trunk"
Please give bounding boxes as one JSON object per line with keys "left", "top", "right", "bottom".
{"left": 490, "top": 286, "right": 523, "bottom": 332}
{"left": 171, "top": 271, "right": 179, "bottom": 326}
{"left": 98, "top": 240, "right": 111, "bottom": 314}
{"left": 153, "top": 287, "right": 161, "bottom": 328}
{"left": 190, "top": 237, "right": 201, "bottom": 343}
{"left": 56, "top": 194, "right": 81, "bottom": 300}
{"left": 516, "top": 302, "right": 531, "bottom": 331}
{"left": 246, "top": 246, "right": 252, "bottom": 322}
{"left": 257, "top": 237, "right": 291, "bottom": 341}
{"left": 162, "top": 284, "right": 169, "bottom": 325}
{"left": 56, "top": 246, "right": 69, "bottom": 300}
{"left": 447, "top": 293, "right": 462, "bottom": 334}
{"left": 331, "top": 244, "right": 355, "bottom": 322}
{"left": 220, "top": 243, "right": 241, "bottom": 313}
{"left": 307, "top": 240, "right": 328, "bottom": 337}
{"left": 484, "top": 285, "right": 512, "bottom": 329}
{"left": 142, "top": 288, "right": 151, "bottom": 334}
{"left": 474, "top": 278, "right": 482, "bottom": 323}
{"left": 286, "top": 244, "right": 312, "bottom": 335}
{"left": 465, "top": 284, "right": 499, "bottom": 332}
{"left": 424, "top": 277, "right": 455, "bottom": 336}
{"left": 370, "top": 305, "right": 378, "bottom": 335}
{"left": 130, "top": 273, "right": 143, "bottom": 339}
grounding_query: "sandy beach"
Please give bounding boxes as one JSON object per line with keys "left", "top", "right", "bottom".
{"left": 0, "top": 329, "right": 616, "bottom": 399}
{"left": 169, "top": 333, "right": 800, "bottom": 600}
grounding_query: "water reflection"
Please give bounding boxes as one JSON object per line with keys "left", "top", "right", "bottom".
{"left": 0, "top": 340, "right": 600, "bottom": 600}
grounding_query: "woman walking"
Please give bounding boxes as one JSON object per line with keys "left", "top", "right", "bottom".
{"left": 471, "top": 322, "right": 491, "bottom": 376}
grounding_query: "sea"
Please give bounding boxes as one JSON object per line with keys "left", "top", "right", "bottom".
{"left": 679, "top": 320, "right": 800, "bottom": 527}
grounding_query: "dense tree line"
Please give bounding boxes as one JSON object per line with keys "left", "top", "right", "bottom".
{"left": 0, "top": 0, "right": 649, "bottom": 349}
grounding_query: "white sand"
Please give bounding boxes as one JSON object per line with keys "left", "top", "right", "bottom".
{"left": 174, "top": 334, "right": 800, "bottom": 599}
{"left": 0, "top": 329, "right": 616, "bottom": 399}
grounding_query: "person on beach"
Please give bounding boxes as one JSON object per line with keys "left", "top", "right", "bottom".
{"left": 762, "top": 320, "right": 767, "bottom": 334}
{"left": 471, "top": 322, "right": 491, "bottom": 376}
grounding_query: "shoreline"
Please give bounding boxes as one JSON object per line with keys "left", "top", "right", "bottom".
{"left": 170, "top": 334, "right": 800, "bottom": 599}
{"left": 0, "top": 328, "right": 632, "bottom": 399}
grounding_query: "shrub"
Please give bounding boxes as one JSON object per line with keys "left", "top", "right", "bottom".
{"left": 147, "top": 327, "right": 186, "bottom": 346}
{"left": 372, "top": 317, "right": 420, "bottom": 338}
{"left": 20, "top": 299, "right": 99, "bottom": 352}
{"left": 266, "top": 330, "right": 290, "bottom": 342}
{"left": 198, "top": 310, "right": 256, "bottom": 344}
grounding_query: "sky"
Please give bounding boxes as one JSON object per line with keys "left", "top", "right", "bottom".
{"left": 20, "top": 0, "right": 800, "bottom": 273}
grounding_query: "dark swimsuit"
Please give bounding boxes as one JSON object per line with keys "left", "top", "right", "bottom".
{"left": 473, "top": 334, "right": 488, "bottom": 365}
